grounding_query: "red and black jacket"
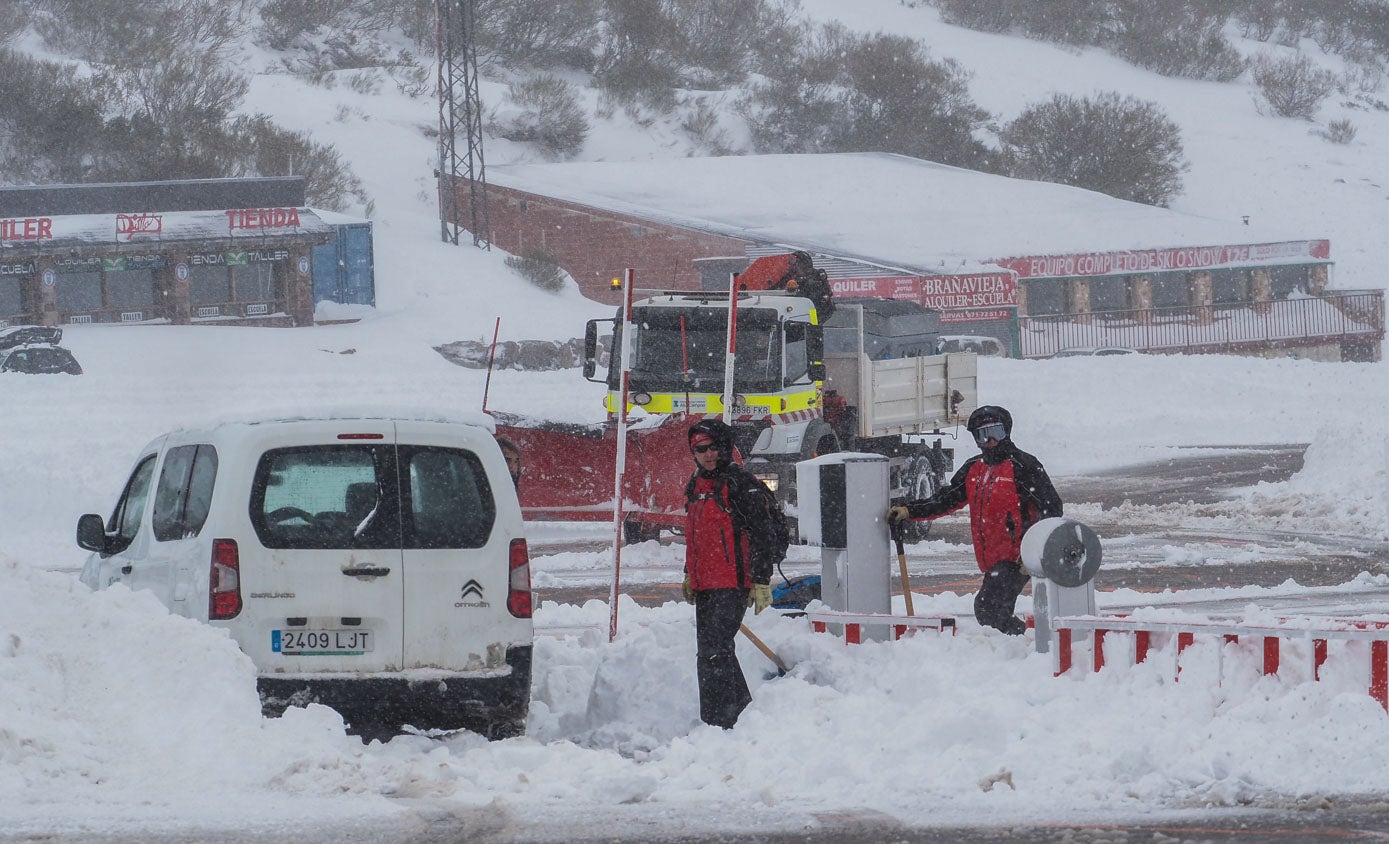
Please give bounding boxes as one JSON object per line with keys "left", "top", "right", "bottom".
{"left": 905, "top": 441, "right": 1062, "bottom": 574}
{"left": 684, "top": 466, "right": 776, "bottom": 591}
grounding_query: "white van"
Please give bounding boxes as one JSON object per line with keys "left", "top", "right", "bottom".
{"left": 77, "top": 415, "right": 533, "bottom": 740}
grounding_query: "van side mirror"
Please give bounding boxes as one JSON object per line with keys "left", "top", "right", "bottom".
{"left": 76, "top": 513, "right": 108, "bottom": 553}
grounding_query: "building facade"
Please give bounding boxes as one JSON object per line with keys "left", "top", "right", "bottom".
{"left": 0, "top": 178, "right": 367, "bottom": 328}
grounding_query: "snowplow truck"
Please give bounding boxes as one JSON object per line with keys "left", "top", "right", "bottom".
{"left": 578, "top": 252, "right": 978, "bottom": 540}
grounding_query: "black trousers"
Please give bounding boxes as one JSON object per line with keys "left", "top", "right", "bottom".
{"left": 975, "top": 560, "right": 1030, "bottom": 635}
{"left": 694, "top": 587, "right": 752, "bottom": 728}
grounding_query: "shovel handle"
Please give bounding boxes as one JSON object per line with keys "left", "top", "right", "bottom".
{"left": 891, "top": 520, "right": 916, "bottom": 617}
{"left": 739, "top": 623, "right": 790, "bottom": 674}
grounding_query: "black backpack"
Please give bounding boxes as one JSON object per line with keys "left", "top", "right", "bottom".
{"left": 688, "top": 470, "right": 791, "bottom": 566}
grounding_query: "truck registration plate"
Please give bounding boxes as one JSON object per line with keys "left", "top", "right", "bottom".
{"left": 272, "top": 629, "right": 372, "bottom": 655}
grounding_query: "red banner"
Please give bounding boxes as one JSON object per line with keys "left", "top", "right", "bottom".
{"left": 995, "top": 239, "right": 1331, "bottom": 279}
{"left": 829, "top": 272, "right": 1018, "bottom": 311}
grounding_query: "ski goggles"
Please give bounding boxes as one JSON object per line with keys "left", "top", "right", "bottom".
{"left": 972, "top": 422, "right": 1007, "bottom": 444}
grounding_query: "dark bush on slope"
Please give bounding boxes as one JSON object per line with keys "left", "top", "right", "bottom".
{"left": 740, "top": 25, "right": 994, "bottom": 171}
{"left": 999, "top": 92, "right": 1187, "bottom": 207}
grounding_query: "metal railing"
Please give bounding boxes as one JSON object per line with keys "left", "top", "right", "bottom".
{"left": 1019, "top": 290, "right": 1384, "bottom": 358}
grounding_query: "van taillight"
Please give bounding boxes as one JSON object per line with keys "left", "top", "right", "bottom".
{"left": 507, "top": 538, "right": 532, "bottom": 619}
{"left": 209, "top": 538, "right": 242, "bottom": 620}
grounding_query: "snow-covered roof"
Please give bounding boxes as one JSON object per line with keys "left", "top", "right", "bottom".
{"left": 487, "top": 153, "right": 1326, "bottom": 274}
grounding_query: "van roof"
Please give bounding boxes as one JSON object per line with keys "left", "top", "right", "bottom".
{"left": 166, "top": 406, "right": 497, "bottom": 437}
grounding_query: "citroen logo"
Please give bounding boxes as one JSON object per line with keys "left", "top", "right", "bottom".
{"left": 460, "top": 579, "right": 484, "bottom": 601}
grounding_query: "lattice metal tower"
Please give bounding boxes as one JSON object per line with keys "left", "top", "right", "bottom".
{"left": 436, "top": 0, "right": 490, "bottom": 249}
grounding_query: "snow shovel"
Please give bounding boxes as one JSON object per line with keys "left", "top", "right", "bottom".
{"left": 739, "top": 623, "right": 790, "bottom": 676}
{"left": 892, "top": 521, "right": 916, "bottom": 617}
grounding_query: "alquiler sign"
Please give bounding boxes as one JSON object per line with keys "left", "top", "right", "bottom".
{"left": 830, "top": 272, "right": 1018, "bottom": 311}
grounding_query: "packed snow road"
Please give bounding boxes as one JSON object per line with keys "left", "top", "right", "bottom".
{"left": 535, "top": 444, "right": 1388, "bottom": 607}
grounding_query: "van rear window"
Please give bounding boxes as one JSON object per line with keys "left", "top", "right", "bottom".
{"left": 401, "top": 447, "right": 496, "bottom": 549}
{"left": 252, "top": 445, "right": 400, "bottom": 549}
{"left": 251, "top": 444, "right": 497, "bottom": 550}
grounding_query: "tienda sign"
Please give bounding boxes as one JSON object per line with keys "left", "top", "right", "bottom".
{"left": 995, "top": 239, "right": 1331, "bottom": 279}
{"left": 829, "top": 272, "right": 1018, "bottom": 311}
{"left": 226, "top": 208, "right": 302, "bottom": 230}
{"left": 0, "top": 217, "right": 53, "bottom": 241}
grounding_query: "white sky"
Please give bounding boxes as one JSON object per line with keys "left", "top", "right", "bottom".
{"left": 4, "top": 3, "right": 1389, "bottom": 839}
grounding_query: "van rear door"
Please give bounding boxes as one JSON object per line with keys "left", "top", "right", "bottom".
{"left": 243, "top": 422, "right": 405, "bottom": 673}
{"left": 395, "top": 421, "right": 530, "bottom": 671}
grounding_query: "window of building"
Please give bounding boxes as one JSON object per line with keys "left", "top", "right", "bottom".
{"left": 1211, "top": 268, "right": 1249, "bottom": 304}
{"left": 189, "top": 265, "right": 232, "bottom": 304}
{"left": 234, "top": 262, "right": 276, "bottom": 301}
{"left": 55, "top": 271, "right": 102, "bottom": 311}
{"left": 1150, "top": 272, "right": 1189, "bottom": 308}
{"left": 0, "top": 278, "right": 24, "bottom": 317}
{"left": 1023, "top": 280, "right": 1066, "bottom": 316}
{"left": 1089, "top": 276, "right": 1127, "bottom": 312}
{"left": 1271, "top": 264, "right": 1308, "bottom": 298}
{"left": 107, "top": 268, "right": 156, "bottom": 308}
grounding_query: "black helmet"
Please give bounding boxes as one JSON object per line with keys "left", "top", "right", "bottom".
{"left": 688, "top": 418, "right": 736, "bottom": 466}
{"left": 967, "top": 405, "right": 1012, "bottom": 437}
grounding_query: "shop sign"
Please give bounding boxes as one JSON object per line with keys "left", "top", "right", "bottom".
{"left": 225, "top": 207, "right": 302, "bottom": 230}
{"left": 191, "top": 249, "right": 291, "bottom": 266}
{"left": 0, "top": 217, "right": 52, "bottom": 241}
{"left": 116, "top": 212, "right": 163, "bottom": 241}
{"left": 53, "top": 255, "right": 103, "bottom": 273}
{"left": 939, "top": 308, "right": 1014, "bottom": 324}
{"left": 102, "top": 255, "right": 165, "bottom": 272}
{"left": 828, "top": 272, "right": 1018, "bottom": 311}
{"left": 995, "top": 239, "right": 1333, "bottom": 279}
{"left": 0, "top": 260, "right": 35, "bottom": 276}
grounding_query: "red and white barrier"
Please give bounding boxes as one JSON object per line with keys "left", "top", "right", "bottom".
{"left": 805, "top": 609, "right": 957, "bottom": 644}
{"left": 1053, "top": 613, "right": 1389, "bottom": 711}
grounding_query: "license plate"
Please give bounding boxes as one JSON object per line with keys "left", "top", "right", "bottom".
{"left": 271, "top": 628, "right": 373, "bottom": 655}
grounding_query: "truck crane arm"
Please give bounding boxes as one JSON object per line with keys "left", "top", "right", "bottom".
{"left": 735, "top": 250, "right": 836, "bottom": 320}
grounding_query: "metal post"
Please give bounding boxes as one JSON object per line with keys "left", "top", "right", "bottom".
{"left": 608, "top": 268, "right": 635, "bottom": 641}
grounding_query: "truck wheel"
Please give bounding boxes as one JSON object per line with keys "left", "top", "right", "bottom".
{"left": 623, "top": 518, "right": 661, "bottom": 545}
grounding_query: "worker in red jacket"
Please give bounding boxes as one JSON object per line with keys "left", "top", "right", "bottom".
{"left": 887, "top": 405, "right": 1062, "bottom": 635}
{"left": 682, "top": 418, "right": 777, "bottom": 728}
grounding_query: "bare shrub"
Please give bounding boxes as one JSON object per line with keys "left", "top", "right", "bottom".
{"left": 680, "top": 98, "right": 734, "bottom": 155}
{"left": 1000, "top": 92, "right": 1187, "bottom": 207}
{"left": 1253, "top": 53, "right": 1338, "bottom": 118}
{"left": 259, "top": 0, "right": 429, "bottom": 49}
{"left": 740, "top": 25, "right": 993, "bottom": 170}
{"left": 505, "top": 249, "right": 567, "bottom": 293}
{"left": 933, "top": 0, "right": 1108, "bottom": 45}
{"left": 474, "top": 0, "right": 598, "bottom": 70}
{"left": 592, "top": 0, "right": 681, "bottom": 111}
{"left": 1107, "top": 1, "right": 1247, "bottom": 81}
{"left": 493, "top": 74, "right": 589, "bottom": 160}
{"left": 34, "top": 0, "right": 249, "bottom": 65}
{"left": 0, "top": 49, "right": 106, "bottom": 182}
{"left": 1319, "top": 117, "right": 1358, "bottom": 143}
{"left": 0, "top": 0, "right": 28, "bottom": 46}
{"left": 226, "top": 115, "right": 369, "bottom": 211}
